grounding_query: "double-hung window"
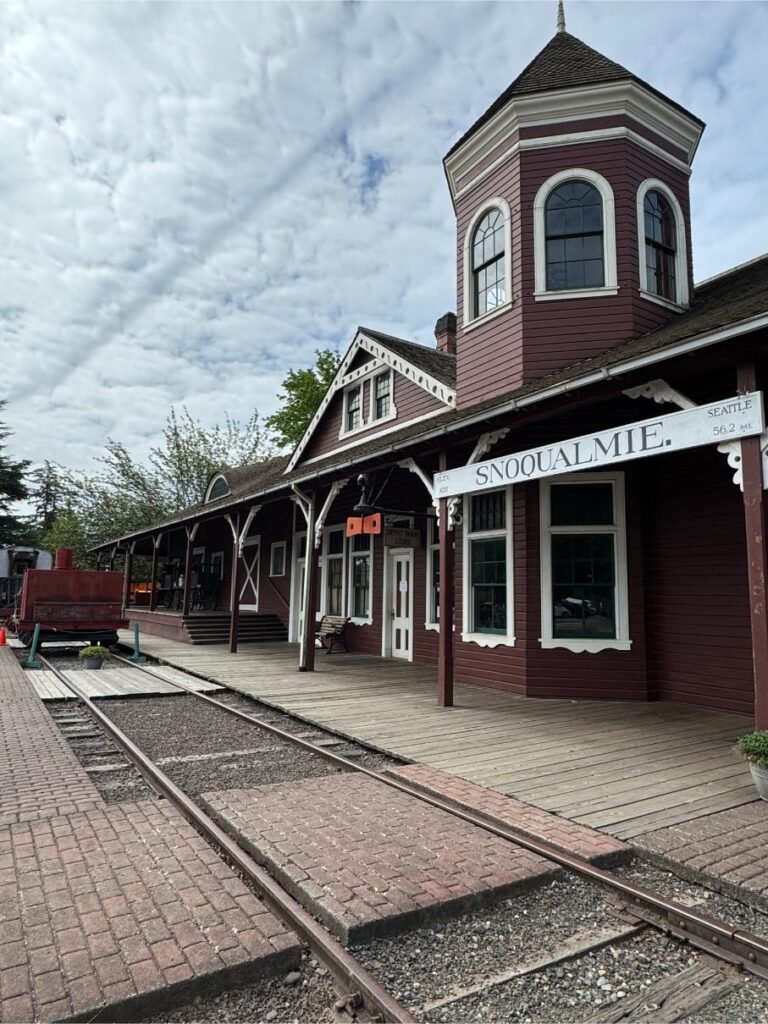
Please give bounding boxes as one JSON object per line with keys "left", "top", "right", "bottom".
{"left": 463, "top": 489, "right": 514, "bottom": 646}
{"left": 373, "top": 372, "right": 391, "bottom": 420}
{"left": 540, "top": 474, "right": 630, "bottom": 652}
{"left": 345, "top": 386, "right": 361, "bottom": 433}
{"left": 324, "top": 528, "right": 344, "bottom": 616}
{"left": 269, "top": 541, "right": 286, "bottom": 577}
{"left": 349, "top": 534, "right": 372, "bottom": 621}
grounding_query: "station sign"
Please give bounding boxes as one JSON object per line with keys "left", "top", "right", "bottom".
{"left": 384, "top": 527, "right": 421, "bottom": 548}
{"left": 434, "top": 391, "right": 765, "bottom": 499}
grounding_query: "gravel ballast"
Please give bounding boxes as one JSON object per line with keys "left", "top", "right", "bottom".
{"left": 95, "top": 692, "right": 395, "bottom": 796}
{"left": 146, "top": 954, "right": 338, "bottom": 1023}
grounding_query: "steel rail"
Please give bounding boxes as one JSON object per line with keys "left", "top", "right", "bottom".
{"left": 109, "top": 651, "right": 768, "bottom": 981}
{"left": 38, "top": 655, "right": 415, "bottom": 1024}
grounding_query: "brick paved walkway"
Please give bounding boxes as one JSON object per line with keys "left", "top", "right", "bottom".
{"left": 202, "top": 774, "right": 558, "bottom": 944}
{"left": 0, "top": 649, "right": 300, "bottom": 1021}
{"left": 637, "top": 801, "right": 768, "bottom": 910}
{"left": 389, "top": 764, "right": 631, "bottom": 866}
{"left": 0, "top": 649, "right": 104, "bottom": 826}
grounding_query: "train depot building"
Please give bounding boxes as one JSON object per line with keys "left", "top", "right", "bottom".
{"left": 96, "top": 24, "right": 768, "bottom": 727}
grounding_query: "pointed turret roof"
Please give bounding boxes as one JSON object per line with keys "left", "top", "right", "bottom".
{"left": 447, "top": 30, "right": 703, "bottom": 158}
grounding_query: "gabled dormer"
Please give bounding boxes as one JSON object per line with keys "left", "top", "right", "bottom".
{"left": 285, "top": 327, "right": 456, "bottom": 472}
{"left": 444, "top": 14, "right": 705, "bottom": 409}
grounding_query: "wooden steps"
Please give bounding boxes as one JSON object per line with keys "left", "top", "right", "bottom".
{"left": 182, "top": 613, "right": 288, "bottom": 645}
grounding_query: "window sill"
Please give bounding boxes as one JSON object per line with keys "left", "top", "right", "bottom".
{"left": 540, "top": 638, "right": 632, "bottom": 653}
{"left": 534, "top": 286, "right": 619, "bottom": 302}
{"left": 350, "top": 616, "right": 373, "bottom": 626}
{"left": 268, "top": 572, "right": 286, "bottom": 578}
{"left": 638, "top": 289, "right": 688, "bottom": 312}
{"left": 424, "top": 622, "right": 455, "bottom": 632}
{"left": 339, "top": 408, "right": 397, "bottom": 441}
{"left": 462, "top": 299, "right": 514, "bottom": 333}
{"left": 461, "top": 632, "right": 516, "bottom": 648}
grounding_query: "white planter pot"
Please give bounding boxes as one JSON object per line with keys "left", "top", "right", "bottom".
{"left": 749, "top": 763, "right": 768, "bottom": 801}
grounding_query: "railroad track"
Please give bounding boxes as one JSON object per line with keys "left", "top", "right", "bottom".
{"left": 39, "top": 650, "right": 768, "bottom": 1021}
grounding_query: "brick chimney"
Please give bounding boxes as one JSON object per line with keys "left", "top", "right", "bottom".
{"left": 434, "top": 312, "right": 457, "bottom": 355}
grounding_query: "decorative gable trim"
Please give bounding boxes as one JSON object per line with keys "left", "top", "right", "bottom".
{"left": 285, "top": 330, "right": 456, "bottom": 473}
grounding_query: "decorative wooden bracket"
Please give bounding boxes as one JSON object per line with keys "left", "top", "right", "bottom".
{"left": 224, "top": 507, "right": 261, "bottom": 556}
{"left": 625, "top": 378, "right": 768, "bottom": 491}
{"left": 313, "top": 480, "right": 348, "bottom": 549}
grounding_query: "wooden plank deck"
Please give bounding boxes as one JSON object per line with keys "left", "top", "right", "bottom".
{"left": 119, "top": 632, "right": 757, "bottom": 840}
{"left": 26, "top": 665, "right": 223, "bottom": 700}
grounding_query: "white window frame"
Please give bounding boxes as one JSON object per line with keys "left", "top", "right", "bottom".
{"left": 204, "top": 473, "right": 230, "bottom": 502}
{"left": 341, "top": 383, "right": 363, "bottom": 437}
{"left": 539, "top": 472, "right": 630, "bottom": 653}
{"left": 533, "top": 168, "right": 618, "bottom": 301}
{"left": 370, "top": 368, "right": 395, "bottom": 424}
{"left": 636, "top": 178, "right": 689, "bottom": 311}
{"left": 211, "top": 550, "right": 224, "bottom": 581}
{"left": 348, "top": 532, "right": 373, "bottom": 625}
{"left": 462, "top": 196, "right": 513, "bottom": 332}
{"left": 269, "top": 540, "right": 287, "bottom": 578}
{"left": 462, "top": 487, "right": 515, "bottom": 648}
{"left": 320, "top": 525, "right": 346, "bottom": 617}
{"left": 425, "top": 515, "right": 440, "bottom": 631}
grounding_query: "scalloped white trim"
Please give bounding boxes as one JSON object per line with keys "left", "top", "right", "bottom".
{"left": 461, "top": 632, "right": 516, "bottom": 648}
{"left": 540, "top": 638, "right": 632, "bottom": 653}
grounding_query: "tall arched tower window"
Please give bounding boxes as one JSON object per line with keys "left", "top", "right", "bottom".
{"left": 644, "top": 190, "right": 676, "bottom": 301}
{"left": 533, "top": 169, "right": 617, "bottom": 300}
{"left": 545, "top": 181, "right": 604, "bottom": 291}
{"left": 471, "top": 208, "right": 506, "bottom": 317}
{"left": 636, "top": 179, "right": 689, "bottom": 308}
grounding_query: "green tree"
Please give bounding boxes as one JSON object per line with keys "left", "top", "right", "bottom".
{"left": 46, "top": 406, "right": 274, "bottom": 564}
{"left": 266, "top": 348, "right": 341, "bottom": 449}
{"left": 28, "top": 461, "right": 70, "bottom": 535}
{"left": 0, "top": 403, "right": 32, "bottom": 545}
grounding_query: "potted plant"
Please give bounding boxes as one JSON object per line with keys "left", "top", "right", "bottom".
{"left": 78, "top": 644, "right": 110, "bottom": 670}
{"left": 736, "top": 731, "right": 768, "bottom": 800}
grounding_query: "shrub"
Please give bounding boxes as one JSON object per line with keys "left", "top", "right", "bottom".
{"left": 78, "top": 644, "right": 110, "bottom": 661}
{"left": 736, "top": 731, "right": 768, "bottom": 768}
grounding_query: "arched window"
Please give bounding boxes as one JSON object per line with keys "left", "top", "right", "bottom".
{"left": 206, "top": 475, "right": 230, "bottom": 502}
{"left": 471, "top": 208, "right": 506, "bottom": 317}
{"left": 545, "top": 181, "right": 604, "bottom": 291}
{"left": 644, "top": 190, "right": 677, "bottom": 302}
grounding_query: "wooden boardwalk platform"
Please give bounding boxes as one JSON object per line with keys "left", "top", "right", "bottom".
{"left": 120, "top": 632, "right": 757, "bottom": 840}
{"left": 27, "top": 664, "right": 223, "bottom": 700}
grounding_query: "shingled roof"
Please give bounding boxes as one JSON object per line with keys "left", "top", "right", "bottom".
{"left": 446, "top": 30, "right": 703, "bottom": 158}
{"left": 359, "top": 327, "right": 456, "bottom": 387}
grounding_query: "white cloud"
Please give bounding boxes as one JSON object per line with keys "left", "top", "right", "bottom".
{"left": 1, "top": 0, "right": 766, "bottom": 475}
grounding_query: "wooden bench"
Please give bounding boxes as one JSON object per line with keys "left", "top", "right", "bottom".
{"left": 315, "top": 615, "right": 350, "bottom": 653}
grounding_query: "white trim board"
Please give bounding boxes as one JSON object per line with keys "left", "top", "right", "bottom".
{"left": 285, "top": 329, "right": 456, "bottom": 473}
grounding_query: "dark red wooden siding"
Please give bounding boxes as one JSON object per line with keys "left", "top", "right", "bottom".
{"left": 301, "top": 372, "right": 447, "bottom": 463}
{"left": 455, "top": 129, "right": 692, "bottom": 409}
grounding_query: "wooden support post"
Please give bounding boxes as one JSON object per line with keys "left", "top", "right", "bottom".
{"left": 738, "top": 361, "right": 768, "bottom": 728}
{"left": 149, "top": 534, "right": 161, "bottom": 611}
{"left": 122, "top": 546, "right": 133, "bottom": 611}
{"left": 229, "top": 514, "right": 241, "bottom": 654}
{"left": 437, "top": 451, "right": 455, "bottom": 707}
{"left": 299, "top": 495, "right": 318, "bottom": 672}
{"left": 182, "top": 530, "right": 194, "bottom": 617}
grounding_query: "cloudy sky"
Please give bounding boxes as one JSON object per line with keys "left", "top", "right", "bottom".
{"left": 2, "top": 0, "right": 767, "bottom": 476}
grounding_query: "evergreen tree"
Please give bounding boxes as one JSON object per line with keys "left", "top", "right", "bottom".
{"left": 0, "top": 403, "right": 32, "bottom": 545}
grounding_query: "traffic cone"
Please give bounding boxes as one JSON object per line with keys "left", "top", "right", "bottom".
{"left": 0, "top": 628, "right": 6, "bottom": 646}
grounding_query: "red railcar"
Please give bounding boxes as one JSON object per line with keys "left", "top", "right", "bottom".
{"left": 12, "top": 549, "right": 128, "bottom": 646}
